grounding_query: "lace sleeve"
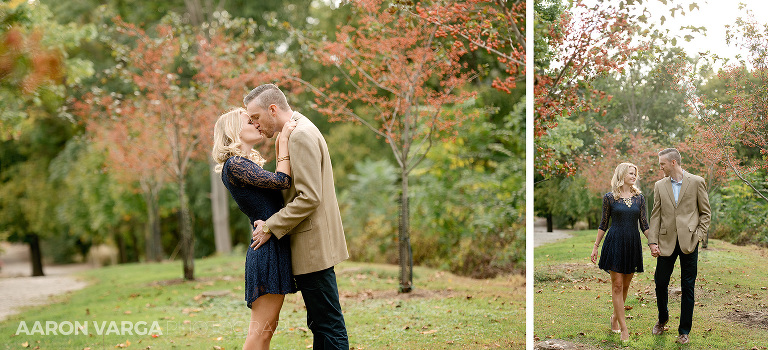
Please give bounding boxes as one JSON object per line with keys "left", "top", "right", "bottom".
{"left": 598, "top": 193, "right": 612, "bottom": 231}
{"left": 639, "top": 194, "right": 650, "bottom": 232}
{"left": 226, "top": 157, "right": 292, "bottom": 190}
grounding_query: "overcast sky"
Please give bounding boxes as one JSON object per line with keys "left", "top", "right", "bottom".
{"left": 572, "top": 0, "right": 768, "bottom": 69}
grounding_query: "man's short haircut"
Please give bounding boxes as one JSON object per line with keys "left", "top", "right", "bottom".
{"left": 243, "top": 84, "right": 290, "bottom": 111}
{"left": 658, "top": 148, "right": 682, "bottom": 165}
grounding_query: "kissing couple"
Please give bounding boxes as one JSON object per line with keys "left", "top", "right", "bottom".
{"left": 212, "top": 84, "right": 350, "bottom": 349}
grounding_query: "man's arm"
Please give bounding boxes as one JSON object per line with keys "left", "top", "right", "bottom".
{"left": 696, "top": 178, "right": 712, "bottom": 240}
{"left": 648, "top": 183, "right": 661, "bottom": 257}
{"left": 265, "top": 129, "right": 322, "bottom": 239}
{"left": 648, "top": 182, "right": 661, "bottom": 246}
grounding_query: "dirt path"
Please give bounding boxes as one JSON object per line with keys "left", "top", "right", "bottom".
{"left": 534, "top": 217, "right": 575, "bottom": 247}
{"left": 0, "top": 243, "right": 93, "bottom": 321}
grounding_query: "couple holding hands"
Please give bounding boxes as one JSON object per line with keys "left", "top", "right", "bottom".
{"left": 590, "top": 148, "right": 711, "bottom": 344}
{"left": 211, "top": 84, "right": 349, "bottom": 350}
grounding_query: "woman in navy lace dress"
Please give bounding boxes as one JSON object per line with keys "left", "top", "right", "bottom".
{"left": 212, "top": 107, "right": 297, "bottom": 350}
{"left": 590, "top": 162, "right": 650, "bottom": 343}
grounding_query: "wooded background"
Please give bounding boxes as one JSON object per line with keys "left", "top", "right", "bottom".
{"left": 0, "top": 0, "right": 525, "bottom": 284}
{"left": 534, "top": 0, "right": 768, "bottom": 245}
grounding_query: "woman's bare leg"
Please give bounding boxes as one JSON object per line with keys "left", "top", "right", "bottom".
{"left": 622, "top": 273, "right": 634, "bottom": 303}
{"left": 610, "top": 271, "right": 630, "bottom": 341}
{"left": 243, "top": 294, "right": 285, "bottom": 350}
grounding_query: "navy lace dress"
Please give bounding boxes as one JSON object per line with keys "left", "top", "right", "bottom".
{"left": 597, "top": 192, "right": 650, "bottom": 274}
{"left": 221, "top": 156, "right": 297, "bottom": 308}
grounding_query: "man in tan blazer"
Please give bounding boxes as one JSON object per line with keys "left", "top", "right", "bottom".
{"left": 648, "top": 148, "right": 711, "bottom": 345}
{"left": 245, "top": 84, "right": 349, "bottom": 349}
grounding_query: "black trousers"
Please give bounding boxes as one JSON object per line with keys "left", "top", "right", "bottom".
{"left": 294, "top": 266, "right": 349, "bottom": 349}
{"left": 654, "top": 240, "right": 698, "bottom": 335}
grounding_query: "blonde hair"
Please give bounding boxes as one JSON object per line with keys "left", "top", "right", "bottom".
{"left": 610, "top": 162, "right": 642, "bottom": 199}
{"left": 211, "top": 107, "right": 266, "bottom": 173}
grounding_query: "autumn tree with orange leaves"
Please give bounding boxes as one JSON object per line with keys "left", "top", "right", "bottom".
{"left": 75, "top": 15, "right": 295, "bottom": 279}
{"left": 535, "top": 0, "right": 644, "bottom": 178}
{"left": 669, "top": 12, "right": 768, "bottom": 203}
{"left": 412, "top": 0, "right": 525, "bottom": 94}
{"left": 295, "top": 0, "right": 503, "bottom": 292}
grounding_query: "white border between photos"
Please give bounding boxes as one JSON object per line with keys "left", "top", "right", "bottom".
{"left": 525, "top": 0, "right": 534, "bottom": 347}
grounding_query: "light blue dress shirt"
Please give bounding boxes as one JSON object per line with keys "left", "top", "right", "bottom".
{"left": 671, "top": 172, "right": 684, "bottom": 204}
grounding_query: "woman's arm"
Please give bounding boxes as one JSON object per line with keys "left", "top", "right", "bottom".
{"left": 591, "top": 194, "right": 612, "bottom": 263}
{"left": 591, "top": 229, "right": 606, "bottom": 264}
{"left": 275, "top": 120, "right": 297, "bottom": 177}
{"left": 226, "top": 157, "right": 291, "bottom": 190}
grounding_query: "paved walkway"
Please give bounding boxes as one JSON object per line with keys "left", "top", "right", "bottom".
{"left": 0, "top": 242, "right": 92, "bottom": 321}
{"left": 533, "top": 217, "right": 575, "bottom": 247}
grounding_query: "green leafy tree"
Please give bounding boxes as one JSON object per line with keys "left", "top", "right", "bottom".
{"left": 0, "top": 1, "right": 95, "bottom": 275}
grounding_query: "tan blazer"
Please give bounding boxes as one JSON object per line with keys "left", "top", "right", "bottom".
{"left": 265, "top": 112, "right": 349, "bottom": 275}
{"left": 648, "top": 171, "right": 711, "bottom": 256}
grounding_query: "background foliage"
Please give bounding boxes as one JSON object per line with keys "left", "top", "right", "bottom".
{"left": 0, "top": 0, "right": 523, "bottom": 278}
{"left": 534, "top": 0, "right": 768, "bottom": 247}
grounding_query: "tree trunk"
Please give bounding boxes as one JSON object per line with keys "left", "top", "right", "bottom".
{"left": 210, "top": 161, "right": 231, "bottom": 254}
{"left": 398, "top": 170, "right": 413, "bottom": 293}
{"left": 143, "top": 190, "right": 163, "bottom": 262}
{"left": 130, "top": 225, "right": 141, "bottom": 263}
{"left": 179, "top": 177, "right": 195, "bottom": 280}
{"left": 546, "top": 213, "right": 553, "bottom": 233}
{"left": 116, "top": 229, "right": 127, "bottom": 264}
{"left": 28, "top": 233, "right": 44, "bottom": 277}
{"left": 150, "top": 196, "right": 163, "bottom": 261}
{"left": 145, "top": 198, "right": 156, "bottom": 262}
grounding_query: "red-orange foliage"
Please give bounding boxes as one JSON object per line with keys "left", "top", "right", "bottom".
{"left": 535, "top": 0, "right": 644, "bottom": 177}
{"left": 414, "top": 0, "right": 525, "bottom": 93}
{"left": 193, "top": 30, "right": 300, "bottom": 159}
{"left": 298, "top": 0, "right": 479, "bottom": 292}
{"left": 666, "top": 12, "right": 768, "bottom": 202}
{"left": 74, "top": 16, "right": 296, "bottom": 276}
{"left": 0, "top": 26, "right": 63, "bottom": 94}
{"left": 306, "top": 0, "right": 477, "bottom": 169}
{"left": 579, "top": 124, "right": 662, "bottom": 197}
{"left": 670, "top": 61, "right": 768, "bottom": 202}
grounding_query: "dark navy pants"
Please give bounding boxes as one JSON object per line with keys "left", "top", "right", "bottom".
{"left": 295, "top": 267, "right": 349, "bottom": 349}
{"left": 655, "top": 241, "right": 698, "bottom": 335}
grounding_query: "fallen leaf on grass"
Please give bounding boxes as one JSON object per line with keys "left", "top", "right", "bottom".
{"left": 22, "top": 342, "right": 29, "bottom": 348}
{"left": 421, "top": 330, "right": 438, "bottom": 335}
{"left": 624, "top": 305, "right": 633, "bottom": 310}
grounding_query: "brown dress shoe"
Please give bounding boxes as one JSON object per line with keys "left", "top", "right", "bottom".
{"left": 652, "top": 321, "right": 667, "bottom": 335}
{"left": 676, "top": 334, "right": 690, "bottom": 344}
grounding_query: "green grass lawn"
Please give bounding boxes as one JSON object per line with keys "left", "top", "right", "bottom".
{"left": 535, "top": 230, "right": 768, "bottom": 349}
{"left": 1, "top": 253, "right": 523, "bottom": 349}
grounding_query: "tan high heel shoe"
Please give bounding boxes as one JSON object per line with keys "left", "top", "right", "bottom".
{"left": 610, "top": 315, "right": 620, "bottom": 334}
